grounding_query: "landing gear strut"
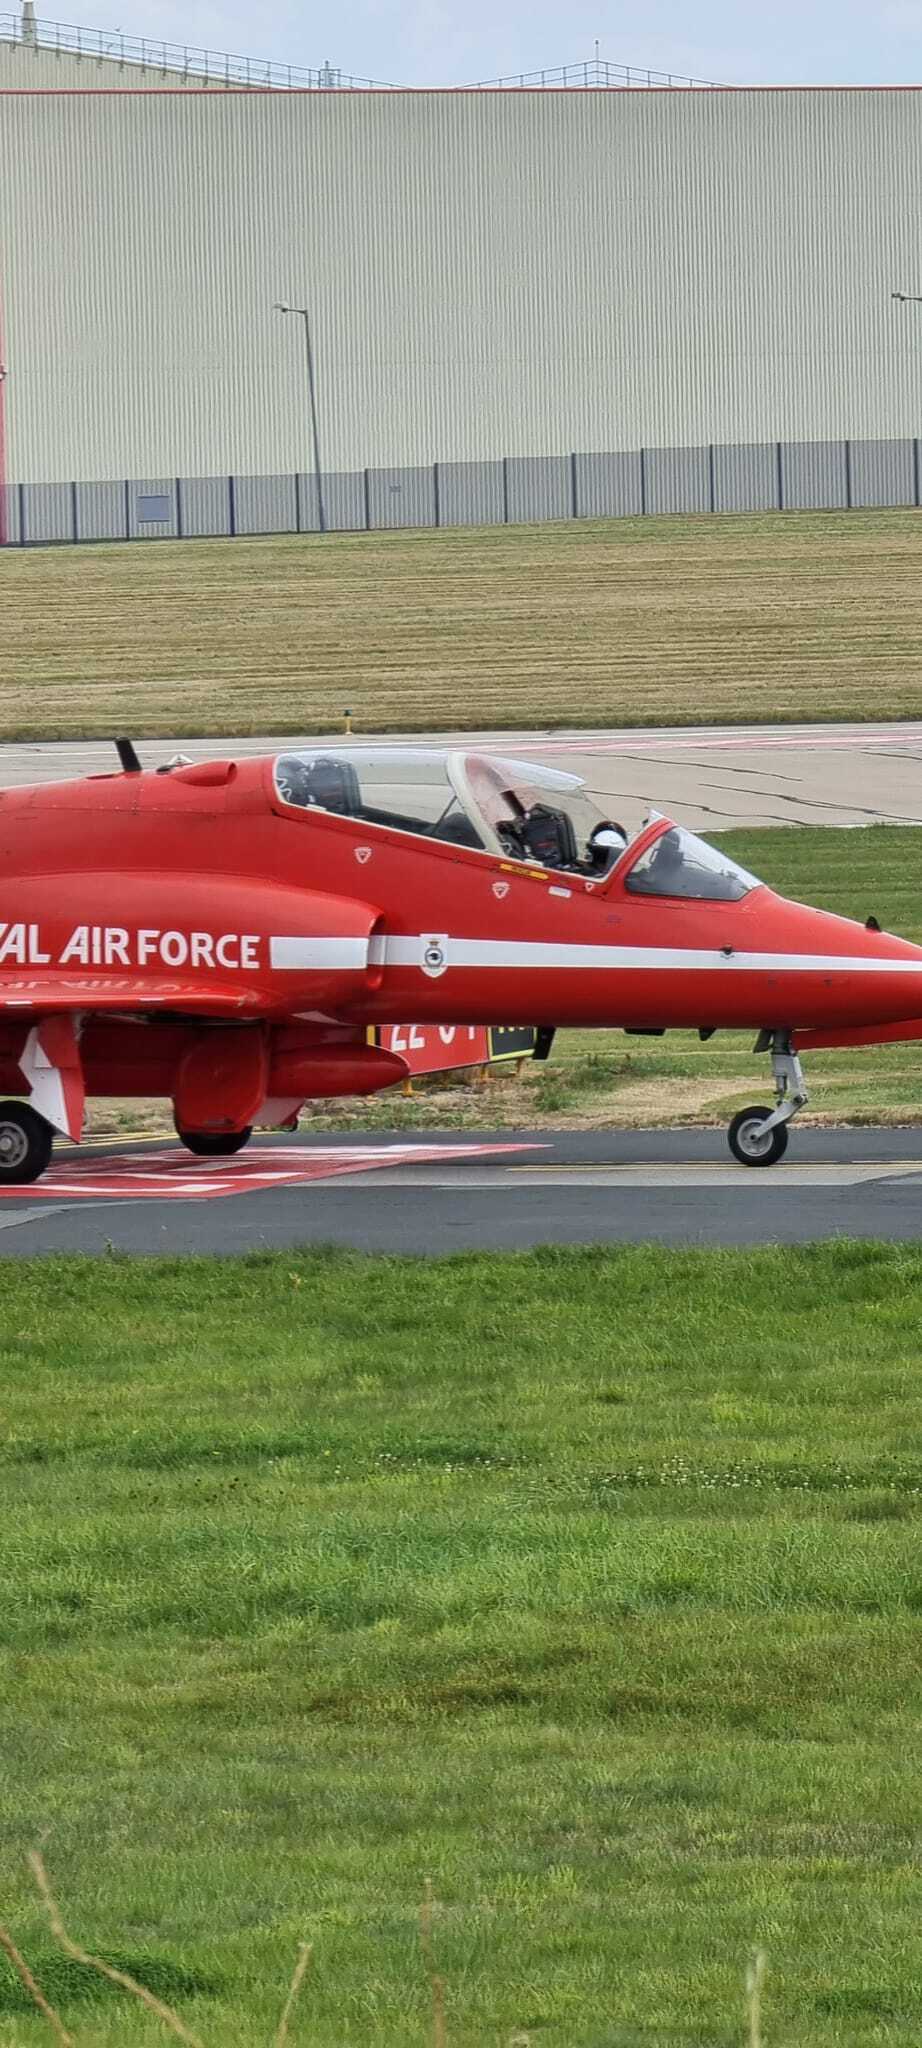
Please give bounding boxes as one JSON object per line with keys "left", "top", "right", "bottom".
{"left": 727, "top": 1032, "right": 808, "bottom": 1168}
{"left": 0, "top": 1101, "right": 54, "bottom": 1186}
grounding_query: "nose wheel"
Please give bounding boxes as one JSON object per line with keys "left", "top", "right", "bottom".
{"left": 0, "top": 1101, "right": 54, "bottom": 1186}
{"left": 728, "top": 1106, "right": 789, "bottom": 1168}
{"left": 727, "top": 1033, "right": 807, "bottom": 1168}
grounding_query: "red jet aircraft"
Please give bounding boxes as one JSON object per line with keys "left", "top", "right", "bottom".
{"left": 2, "top": 740, "right": 921, "bottom": 1185}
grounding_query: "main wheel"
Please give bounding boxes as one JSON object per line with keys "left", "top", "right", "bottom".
{"left": 176, "top": 1126, "right": 253, "bottom": 1158}
{"left": 0, "top": 1101, "right": 54, "bottom": 1186}
{"left": 728, "top": 1105, "right": 789, "bottom": 1168}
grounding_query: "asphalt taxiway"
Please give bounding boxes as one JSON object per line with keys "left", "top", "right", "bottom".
{"left": 4, "top": 1129, "right": 922, "bottom": 1256}
{"left": 7, "top": 718, "right": 922, "bottom": 830}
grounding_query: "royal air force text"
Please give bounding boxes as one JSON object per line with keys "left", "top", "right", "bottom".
{"left": 0, "top": 926, "right": 261, "bottom": 971}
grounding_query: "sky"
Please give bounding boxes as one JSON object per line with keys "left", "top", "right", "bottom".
{"left": 33, "top": 0, "right": 922, "bottom": 87}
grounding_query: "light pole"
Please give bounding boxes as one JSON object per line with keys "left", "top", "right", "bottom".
{"left": 274, "top": 302, "right": 327, "bottom": 534}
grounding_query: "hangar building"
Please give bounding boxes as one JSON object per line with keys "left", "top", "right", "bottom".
{"left": 2, "top": 11, "right": 922, "bottom": 539}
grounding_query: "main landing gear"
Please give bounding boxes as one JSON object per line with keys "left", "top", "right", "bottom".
{"left": 727, "top": 1032, "right": 808, "bottom": 1169}
{"left": 0, "top": 1101, "right": 54, "bottom": 1186}
{"left": 175, "top": 1124, "right": 253, "bottom": 1157}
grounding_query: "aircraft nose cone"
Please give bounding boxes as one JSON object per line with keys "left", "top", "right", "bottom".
{"left": 769, "top": 896, "right": 922, "bottom": 1027}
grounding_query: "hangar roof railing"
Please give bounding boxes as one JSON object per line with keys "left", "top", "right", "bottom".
{"left": 0, "top": 14, "right": 722, "bottom": 90}
{"left": 468, "top": 59, "right": 721, "bottom": 89}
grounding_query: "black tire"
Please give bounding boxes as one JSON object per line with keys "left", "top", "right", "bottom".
{"left": 0, "top": 1101, "right": 54, "bottom": 1185}
{"left": 727, "top": 1105, "right": 789, "bottom": 1169}
{"left": 176, "top": 1126, "right": 253, "bottom": 1157}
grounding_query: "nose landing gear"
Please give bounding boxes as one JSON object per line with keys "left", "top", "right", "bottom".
{"left": 727, "top": 1032, "right": 808, "bottom": 1168}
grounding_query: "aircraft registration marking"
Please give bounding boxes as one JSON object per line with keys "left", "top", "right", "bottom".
{"left": 0, "top": 1141, "right": 542, "bottom": 1203}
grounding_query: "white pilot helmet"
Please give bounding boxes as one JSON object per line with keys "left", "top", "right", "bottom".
{"left": 591, "top": 823, "right": 629, "bottom": 855}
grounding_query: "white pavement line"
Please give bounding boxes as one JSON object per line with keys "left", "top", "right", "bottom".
{"left": 504, "top": 1165, "right": 922, "bottom": 1188}
{"left": 319, "top": 1163, "right": 922, "bottom": 1190}
{"left": 0, "top": 1204, "right": 75, "bottom": 1232}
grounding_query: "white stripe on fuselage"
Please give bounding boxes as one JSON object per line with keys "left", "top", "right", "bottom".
{"left": 269, "top": 934, "right": 922, "bottom": 976}
{"left": 375, "top": 937, "right": 922, "bottom": 975}
{"left": 270, "top": 937, "right": 370, "bottom": 970}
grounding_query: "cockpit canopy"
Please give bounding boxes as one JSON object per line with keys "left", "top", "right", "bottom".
{"left": 625, "top": 824, "right": 760, "bottom": 903}
{"left": 274, "top": 747, "right": 628, "bottom": 875}
{"left": 272, "top": 746, "right": 763, "bottom": 899}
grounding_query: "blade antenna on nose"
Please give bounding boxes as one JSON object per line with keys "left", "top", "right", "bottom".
{"left": 115, "top": 738, "right": 143, "bottom": 775}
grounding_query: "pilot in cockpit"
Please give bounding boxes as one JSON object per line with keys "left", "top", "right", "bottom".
{"left": 497, "top": 802, "right": 628, "bottom": 877}
{"left": 276, "top": 755, "right": 361, "bottom": 813}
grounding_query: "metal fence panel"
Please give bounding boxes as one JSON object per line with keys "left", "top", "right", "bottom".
{"left": 177, "top": 476, "right": 229, "bottom": 539}
{"left": 0, "top": 483, "right": 21, "bottom": 546}
{"left": 74, "top": 479, "right": 127, "bottom": 542}
{"left": 126, "top": 477, "right": 179, "bottom": 539}
{"left": 323, "top": 471, "right": 366, "bottom": 532}
{"left": 780, "top": 440, "right": 848, "bottom": 510}
{"left": 712, "top": 443, "right": 778, "bottom": 513}
{"left": 505, "top": 455, "right": 572, "bottom": 524}
{"left": 367, "top": 466, "right": 436, "bottom": 530}
{"left": 21, "top": 482, "right": 72, "bottom": 544}
{"left": 574, "top": 450, "right": 643, "bottom": 518}
{"left": 11, "top": 437, "right": 922, "bottom": 550}
{"left": 296, "top": 473, "right": 321, "bottom": 533}
{"left": 435, "top": 460, "right": 505, "bottom": 527}
{"left": 848, "top": 438, "right": 916, "bottom": 509}
{"left": 644, "top": 445, "right": 711, "bottom": 516}
{"left": 233, "top": 473, "right": 298, "bottom": 536}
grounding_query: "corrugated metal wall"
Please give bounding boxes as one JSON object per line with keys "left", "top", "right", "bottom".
{"left": 3, "top": 85, "right": 922, "bottom": 486}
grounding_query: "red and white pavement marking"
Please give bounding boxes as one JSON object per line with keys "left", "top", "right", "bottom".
{"left": 0, "top": 1140, "right": 539, "bottom": 1202}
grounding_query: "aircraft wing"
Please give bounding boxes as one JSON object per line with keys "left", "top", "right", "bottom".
{"left": 0, "top": 974, "right": 264, "bottom": 1017}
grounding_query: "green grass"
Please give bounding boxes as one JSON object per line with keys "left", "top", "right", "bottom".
{"left": 301, "top": 824, "right": 922, "bottom": 1136}
{"left": 5, "top": 509, "right": 922, "bottom": 738}
{"left": 3, "top": 1247, "right": 922, "bottom": 2042}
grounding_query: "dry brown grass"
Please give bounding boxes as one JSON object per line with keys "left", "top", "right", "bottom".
{"left": 1, "top": 1853, "right": 312, "bottom": 2047}
{"left": 27, "top": 1852, "right": 205, "bottom": 2047}
{"left": 3, "top": 509, "right": 922, "bottom": 740}
{"left": 1, "top": 1853, "right": 766, "bottom": 2047}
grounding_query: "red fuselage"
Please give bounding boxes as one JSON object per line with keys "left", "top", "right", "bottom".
{"left": 3, "top": 754, "right": 922, "bottom": 1118}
